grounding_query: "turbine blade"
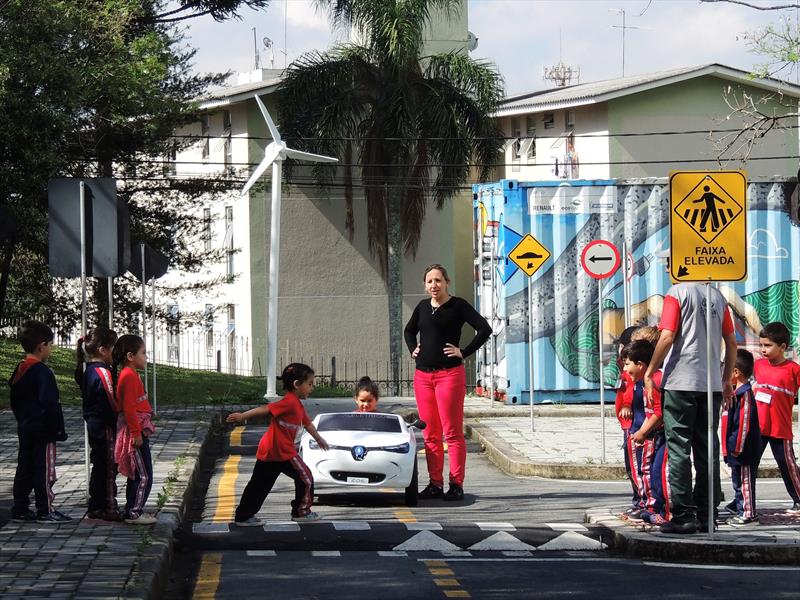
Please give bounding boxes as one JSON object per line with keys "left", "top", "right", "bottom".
{"left": 240, "top": 144, "right": 282, "bottom": 196}
{"left": 285, "top": 148, "right": 338, "bottom": 164}
{"left": 254, "top": 94, "right": 281, "bottom": 143}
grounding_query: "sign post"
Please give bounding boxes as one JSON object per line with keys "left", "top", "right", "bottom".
{"left": 670, "top": 170, "right": 747, "bottom": 539}
{"left": 581, "top": 239, "right": 621, "bottom": 464}
{"left": 508, "top": 233, "right": 552, "bottom": 433}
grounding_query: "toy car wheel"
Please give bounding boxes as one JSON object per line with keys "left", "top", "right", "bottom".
{"left": 404, "top": 454, "right": 419, "bottom": 506}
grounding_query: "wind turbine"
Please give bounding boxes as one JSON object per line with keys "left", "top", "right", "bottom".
{"left": 241, "top": 95, "right": 338, "bottom": 398}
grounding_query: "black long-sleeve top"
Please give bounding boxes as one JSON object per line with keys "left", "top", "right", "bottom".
{"left": 404, "top": 296, "right": 492, "bottom": 371}
{"left": 9, "top": 357, "right": 67, "bottom": 440}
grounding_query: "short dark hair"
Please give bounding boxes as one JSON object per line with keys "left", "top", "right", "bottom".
{"left": 19, "top": 320, "right": 54, "bottom": 353}
{"left": 281, "top": 362, "right": 314, "bottom": 392}
{"left": 616, "top": 326, "right": 639, "bottom": 348}
{"left": 355, "top": 376, "right": 380, "bottom": 399}
{"left": 625, "top": 340, "right": 654, "bottom": 365}
{"left": 759, "top": 321, "right": 791, "bottom": 347}
{"left": 735, "top": 348, "right": 754, "bottom": 379}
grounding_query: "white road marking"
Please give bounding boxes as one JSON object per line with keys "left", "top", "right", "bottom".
{"left": 643, "top": 561, "right": 800, "bottom": 571}
{"left": 405, "top": 522, "right": 443, "bottom": 531}
{"left": 393, "top": 530, "right": 461, "bottom": 552}
{"left": 264, "top": 522, "right": 301, "bottom": 532}
{"left": 537, "top": 531, "right": 607, "bottom": 551}
{"left": 246, "top": 550, "right": 276, "bottom": 557}
{"left": 192, "top": 523, "right": 230, "bottom": 534}
{"left": 544, "top": 523, "right": 589, "bottom": 532}
{"left": 312, "top": 551, "right": 341, "bottom": 557}
{"left": 476, "top": 522, "right": 516, "bottom": 531}
{"left": 378, "top": 551, "right": 408, "bottom": 557}
{"left": 468, "top": 532, "right": 537, "bottom": 552}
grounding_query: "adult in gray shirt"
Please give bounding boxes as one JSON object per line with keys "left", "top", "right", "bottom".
{"left": 644, "top": 281, "right": 736, "bottom": 534}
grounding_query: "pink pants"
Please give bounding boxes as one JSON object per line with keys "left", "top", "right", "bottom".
{"left": 414, "top": 366, "right": 467, "bottom": 487}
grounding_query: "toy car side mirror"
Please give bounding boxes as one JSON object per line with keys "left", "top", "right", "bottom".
{"left": 409, "top": 419, "right": 426, "bottom": 430}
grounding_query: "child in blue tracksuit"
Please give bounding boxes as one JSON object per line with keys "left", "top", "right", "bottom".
{"left": 75, "top": 325, "right": 120, "bottom": 520}
{"left": 9, "top": 320, "right": 71, "bottom": 524}
{"left": 721, "top": 349, "right": 761, "bottom": 526}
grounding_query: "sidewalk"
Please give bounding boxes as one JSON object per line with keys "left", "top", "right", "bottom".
{"left": 0, "top": 406, "right": 218, "bottom": 599}
{"left": 460, "top": 397, "right": 800, "bottom": 564}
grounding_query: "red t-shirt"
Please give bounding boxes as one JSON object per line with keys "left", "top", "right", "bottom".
{"left": 753, "top": 358, "right": 800, "bottom": 440}
{"left": 615, "top": 371, "right": 634, "bottom": 429}
{"left": 256, "top": 391, "right": 312, "bottom": 461}
{"left": 117, "top": 366, "right": 152, "bottom": 438}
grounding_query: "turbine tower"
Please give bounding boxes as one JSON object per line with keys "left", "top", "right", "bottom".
{"left": 241, "top": 95, "right": 338, "bottom": 398}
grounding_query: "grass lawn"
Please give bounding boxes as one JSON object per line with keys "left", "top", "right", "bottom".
{"left": 0, "top": 336, "right": 350, "bottom": 409}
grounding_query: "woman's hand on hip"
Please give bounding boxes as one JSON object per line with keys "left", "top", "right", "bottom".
{"left": 443, "top": 344, "right": 462, "bottom": 358}
{"left": 411, "top": 344, "right": 421, "bottom": 358}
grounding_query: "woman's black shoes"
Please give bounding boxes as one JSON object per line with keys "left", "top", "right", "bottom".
{"left": 419, "top": 483, "right": 444, "bottom": 499}
{"left": 443, "top": 484, "right": 464, "bottom": 501}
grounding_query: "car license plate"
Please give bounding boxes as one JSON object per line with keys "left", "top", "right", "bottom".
{"left": 347, "top": 476, "right": 369, "bottom": 484}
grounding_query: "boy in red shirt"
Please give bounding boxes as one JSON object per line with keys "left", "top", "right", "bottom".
{"left": 752, "top": 322, "right": 800, "bottom": 514}
{"left": 227, "top": 363, "right": 329, "bottom": 525}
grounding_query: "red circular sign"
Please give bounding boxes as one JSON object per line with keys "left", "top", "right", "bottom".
{"left": 581, "top": 240, "right": 621, "bottom": 280}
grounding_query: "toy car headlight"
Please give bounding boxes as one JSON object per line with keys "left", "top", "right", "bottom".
{"left": 381, "top": 443, "right": 410, "bottom": 454}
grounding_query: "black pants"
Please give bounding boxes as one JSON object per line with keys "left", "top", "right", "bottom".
{"left": 235, "top": 456, "right": 314, "bottom": 521}
{"left": 87, "top": 420, "right": 118, "bottom": 512}
{"left": 759, "top": 436, "right": 800, "bottom": 504}
{"left": 13, "top": 433, "right": 56, "bottom": 516}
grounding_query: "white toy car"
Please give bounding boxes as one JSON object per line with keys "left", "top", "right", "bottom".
{"left": 300, "top": 412, "right": 423, "bottom": 506}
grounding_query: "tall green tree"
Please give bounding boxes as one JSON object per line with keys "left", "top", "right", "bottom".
{"left": 0, "top": 0, "right": 263, "bottom": 330}
{"left": 277, "top": 0, "right": 503, "bottom": 391}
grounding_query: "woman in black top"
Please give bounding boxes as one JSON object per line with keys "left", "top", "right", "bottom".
{"left": 404, "top": 264, "right": 491, "bottom": 501}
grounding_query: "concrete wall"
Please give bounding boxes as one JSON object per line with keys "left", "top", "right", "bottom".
{"left": 608, "top": 75, "right": 799, "bottom": 178}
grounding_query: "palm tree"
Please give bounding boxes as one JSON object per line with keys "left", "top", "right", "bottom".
{"left": 277, "top": 0, "right": 503, "bottom": 393}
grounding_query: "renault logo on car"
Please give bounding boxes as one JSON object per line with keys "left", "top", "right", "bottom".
{"left": 351, "top": 445, "right": 367, "bottom": 461}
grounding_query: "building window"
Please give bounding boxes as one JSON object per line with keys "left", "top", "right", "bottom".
{"left": 510, "top": 117, "right": 521, "bottom": 172}
{"left": 222, "top": 110, "right": 232, "bottom": 133}
{"left": 543, "top": 113, "right": 555, "bottom": 129}
{"left": 523, "top": 115, "right": 537, "bottom": 160}
{"left": 203, "top": 208, "right": 212, "bottom": 251}
{"left": 566, "top": 110, "right": 575, "bottom": 130}
{"left": 224, "top": 206, "right": 234, "bottom": 281}
{"left": 164, "top": 148, "right": 177, "bottom": 177}
{"left": 201, "top": 114, "right": 210, "bottom": 160}
{"left": 167, "top": 304, "right": 180, "bottom": 362}
{"left": 204, "top": 304, "right": 214, "bottom": 356}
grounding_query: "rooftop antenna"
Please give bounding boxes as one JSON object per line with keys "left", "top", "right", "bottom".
{"left": 252, "top": 27, "right": 260, "bottom": 70}
{"left": 609, "top": 8, "right": 650, "bottom": 77}
{"left": 543, "top": 29, "right": 580, "bottom": 88}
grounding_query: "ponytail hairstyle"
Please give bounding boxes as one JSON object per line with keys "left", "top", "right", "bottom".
{"left": 355, "top": 376, "right": 380, "bottom": 400}
{"left": 280, "top": 362, "right": 314, "bottom": 392}
{"left": 111, "top": 334, "right": 145, "bottom": 384}
{"left": 74, "top": 325, "right": 118, "bottom": 388}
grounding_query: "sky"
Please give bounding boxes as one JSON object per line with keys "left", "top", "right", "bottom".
{"left": 184, "top": 0, "right": 797, "bottom": 96}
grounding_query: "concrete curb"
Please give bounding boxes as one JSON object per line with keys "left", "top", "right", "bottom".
{"left": 124, "top": 412, "right": 219, "bottom": 599}
{"left": 465, "top": 423, "right": 628, "bottom": 480}
{"left": 586, "top": 507, "right": 800, "bottom": 565}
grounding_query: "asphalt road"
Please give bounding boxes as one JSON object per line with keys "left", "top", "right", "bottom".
{"left": 166, "top": 398, "right": 799, "bottom": 599}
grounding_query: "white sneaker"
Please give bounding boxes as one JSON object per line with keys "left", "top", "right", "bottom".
{"left": 124, "top": 513, "right": 157, "bottom": 525}
{"left": 291, "top": 511, "right": 320, "bottom": 523}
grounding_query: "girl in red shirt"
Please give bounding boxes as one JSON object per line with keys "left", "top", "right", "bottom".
{"left": 227, "top": 363, "right": 329, "bottom": 526}
{"left": 113, "top": 335, "right": 157, "bottom": 525}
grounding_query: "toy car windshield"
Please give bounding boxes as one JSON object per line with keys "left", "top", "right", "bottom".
{"left": 316, "top": 413, "right": 402, "bottom": 433}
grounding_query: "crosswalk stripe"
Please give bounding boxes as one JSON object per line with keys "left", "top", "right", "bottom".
{"left": 476, "top": 522, "right": 515, "bottom": 531}
{"left": 332, "top": 521, "right": 371, "bottom": 531}
{"left": 405, "top": 522, "right": 442, "bottom": 531}
{"left": 544, "top": 523, "right": 588, "bottom": 531}
{"left": 264, "top": 522, "right": 301, "bottom": 532}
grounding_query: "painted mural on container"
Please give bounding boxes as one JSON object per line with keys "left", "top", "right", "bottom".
{"left": 473, "top": 178, "right": 800, "bottom": 404}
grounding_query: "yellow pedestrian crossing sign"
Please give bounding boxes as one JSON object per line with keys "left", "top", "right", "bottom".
{"left": 669, "top": 170, "right": 747, "bottom": 282}
{"left": 509, "top": 234, "right": 551, "bottom": 278}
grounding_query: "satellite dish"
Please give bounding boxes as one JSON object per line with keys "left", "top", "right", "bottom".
{"left": 466, "top": 31, "right": 478, "bottom": 52}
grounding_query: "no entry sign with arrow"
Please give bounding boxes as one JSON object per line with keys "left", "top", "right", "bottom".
{"left": 581, "top": 240, "right": 620, "bottom": 280}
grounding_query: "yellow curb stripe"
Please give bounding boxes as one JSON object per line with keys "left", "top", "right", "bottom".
{"left": 430, "top": 568, "right": 454, "bottom": 575}
{"left": 212, "top": 428, "right": 244, "bottom": 523}
{"left": 424, "top": 560, "right": 447, "bottom": 567}
{"left": 192, "top": 553, "right": 222, "bottom": 599}
{"left": 443, "top": 591, "right": 470, "bottom": 598}
{"left": 434, "top": 578, "right": 459, "bottom": 587}
{"left": 230, "top": 425, "right": 244, "bottom": 447}
{"left": 426, "top": 561, "right": 470, "bottom": 598}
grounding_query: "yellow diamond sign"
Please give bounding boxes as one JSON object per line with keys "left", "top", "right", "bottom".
{"left": 509, "top": 234, "right": 551, "bottom": 278}
{"left": 669, "top": 170, "right": 747, "bottom": 282}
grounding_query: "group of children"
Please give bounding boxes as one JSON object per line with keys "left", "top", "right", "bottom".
{"left": 615, "top": 321, "right": 800, "bottom": 528}
{"left": 9, "top": 320, "right": 156, "bottom": 525}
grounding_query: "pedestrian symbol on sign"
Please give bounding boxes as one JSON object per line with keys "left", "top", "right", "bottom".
{"left": 674, "top": 176, "right": 743, "bottom": 245}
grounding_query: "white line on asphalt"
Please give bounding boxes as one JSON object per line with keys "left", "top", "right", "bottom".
{"left": 312, "top": 551, "right": 342, "bottom": 557}
{"left": 405, "top": 522, "right": 443, "bottom": 531}
{"left": 264, "top": 522, "right": 301, "bottom": 532}
{"left": 332, "top": 521, "right": 371, "bottom": 531}
{"left": 476, "top": 522, "right": 516, "bottom": 531}
{"left": 544, "top": 523, "right": 589, "bottom": 531}
{"left": 378, "top": 551, "right": 408, "bottom": 557}
{"left": 643, "top": 561, "right": 800, "bottom": 571}
{"left": 246, "top": 550, "right": 276, "bottom": 557}
{"left": 417, "top": 557, "right": 630, "bottom": 563}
